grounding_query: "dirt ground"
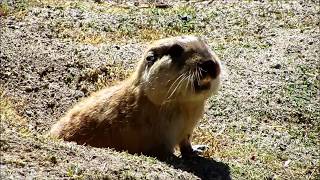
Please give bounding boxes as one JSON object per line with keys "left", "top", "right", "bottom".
{"left": 0, "top": 0, "right": 319, "bottom": 179}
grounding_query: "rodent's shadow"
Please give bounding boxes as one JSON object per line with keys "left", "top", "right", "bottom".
{"left": 164, "top": 155, "right": 231, "bottom": 180}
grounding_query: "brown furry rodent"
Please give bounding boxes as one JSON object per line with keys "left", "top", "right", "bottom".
{"left": 50, "top": 35, "right": 221, "bottom": 158}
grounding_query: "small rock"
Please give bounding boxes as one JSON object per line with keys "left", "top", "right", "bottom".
{"left": 284, "top": 159, "right": 291, "bottom": 167}
{"left": 114, "top": 45, "right": 120, "bottom": 50}
{"left": 74, "top": 91, "right": 84, "bottom": 99}
{"left": 24, "top": 86, "right": 39, "bottom": 92}
{"left": 279, "top": 144, "right": 287, "bottom": 151}
{"left": 47, "top": 101, "right": 56, "bottom": 108}
{"left": 26, "top": 110, "right": 33, "bottom": 116}
{"left": 50, "top": 156, "right": 57, "bottom": 164}
{"left": 8, "top": 25, "right": 18, "bottom": 29}
{"left": 271, "top": 64, "right": 281, "bottom": 69}
{"left": 0, "top": 140, "right": 10, "bottom": 151}
{"left": 24, "top": 86, "right": 33, "bottom": 92}
{"left": 266, "top": 175, "right": 277, "bottom": 180}
{"left": 42, "top": 83, "right": 49, "bottom": 89}
{"left": 80, "top": 87, "right": 88, "bottom": 95}
{"left": 180, "top": 15, "right": 191, "bottom": 21}
{"left": 155, "top": 3, "right": 171, "bottom": 9}
{"left": 276, "top": 98, "right": 282, "bottom": 104}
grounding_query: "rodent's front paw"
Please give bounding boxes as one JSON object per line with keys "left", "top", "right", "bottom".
{"left": 192, "top": 144, "right": 208, "bottom": 154}
{"left": 181, "top": 144, "right": 208, "bottom": 158}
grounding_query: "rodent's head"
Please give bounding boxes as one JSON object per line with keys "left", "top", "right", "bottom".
{"left": 136, "top": 35, "right": 221, "bottom": 105}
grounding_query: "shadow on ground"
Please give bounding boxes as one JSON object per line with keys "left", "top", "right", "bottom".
{"left": 165, "top": 155, "right": 231, "bottom": 180}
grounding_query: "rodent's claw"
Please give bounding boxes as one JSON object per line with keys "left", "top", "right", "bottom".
{"left": 192, "top": 144, "right": 209, "bottom": 154}
{"left": 181, "top": 144, "right": 208, "bottom": 158}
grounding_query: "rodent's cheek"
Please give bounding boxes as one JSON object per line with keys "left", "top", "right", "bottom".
{"left": 209, "top": 75, "right": 221, "bottom": 95}
{"left": 144, "top": 83, "right": 169, "bottom": 105}
{"left": 141, "top": 70, "right": 150, "bottom": 82}
{"left": 143, "top": 64, "right": 160, "bottom": 79}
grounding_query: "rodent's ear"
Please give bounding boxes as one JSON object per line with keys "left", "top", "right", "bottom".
{"left": 167, "top": 44, "right": 184, "bottom": 58}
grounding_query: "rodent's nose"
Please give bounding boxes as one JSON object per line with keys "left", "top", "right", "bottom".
{"left": 198, "top": 60, "right": 220, "bottom": 79}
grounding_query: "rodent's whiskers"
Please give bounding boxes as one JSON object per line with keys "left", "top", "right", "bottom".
{"left": 184, "top": 71, "right": 190, "bottom": 94}
{"left": 167, "top": 73, "right": 185, "bottom": 98}
{"left": 195, "top": 67, "right": 201, "bottom": 87}
{"left": 190, "top": 71, "right": 195, "bottom": 93}
{"left": 167, "top": 73, "right": 187, "bottom": 99}
{"left": 186, "top": 70, "right": 193, "bottom": 94}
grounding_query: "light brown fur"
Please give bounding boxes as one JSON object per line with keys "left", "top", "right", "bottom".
{"left": 50, "top": 35, "right": 221, "bottom": 158}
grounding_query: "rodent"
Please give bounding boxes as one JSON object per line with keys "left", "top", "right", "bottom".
{"left": 49, "top": 35, "right": 222, "bottom": 159}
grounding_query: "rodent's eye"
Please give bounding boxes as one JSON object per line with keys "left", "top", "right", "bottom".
{"left": 146, "top": 53, "right": 157, "bottom": 65}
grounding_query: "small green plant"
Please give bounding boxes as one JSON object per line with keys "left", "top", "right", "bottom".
{"left": 0, "top": 1, "right": 10, "bottom": 16}
{"left": 67, "top": 164, "right": 83, "bottom": 177}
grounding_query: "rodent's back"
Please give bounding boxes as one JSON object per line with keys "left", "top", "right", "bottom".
{"left": 50, "top": 84, "right": 124, "bottom": 145}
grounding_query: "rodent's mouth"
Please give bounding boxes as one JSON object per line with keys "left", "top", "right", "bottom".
{"left": 194, "top": 75, "right": 211, "bottom": 91}
{"left": 165, "top": 60, "right": 220, "bottom": 97}
{"left": 193, "top": 60, "right": 220, "bottom": 92}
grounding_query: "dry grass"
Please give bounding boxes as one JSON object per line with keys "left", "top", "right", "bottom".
{"left": 8, "top": 0, "right": 200, "bottom": 44}
{"left": 80, "top": 62, "right": 133, "bottom": 89}
{"left": 0, "top": 89, "right": 26, "bottom": 127}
